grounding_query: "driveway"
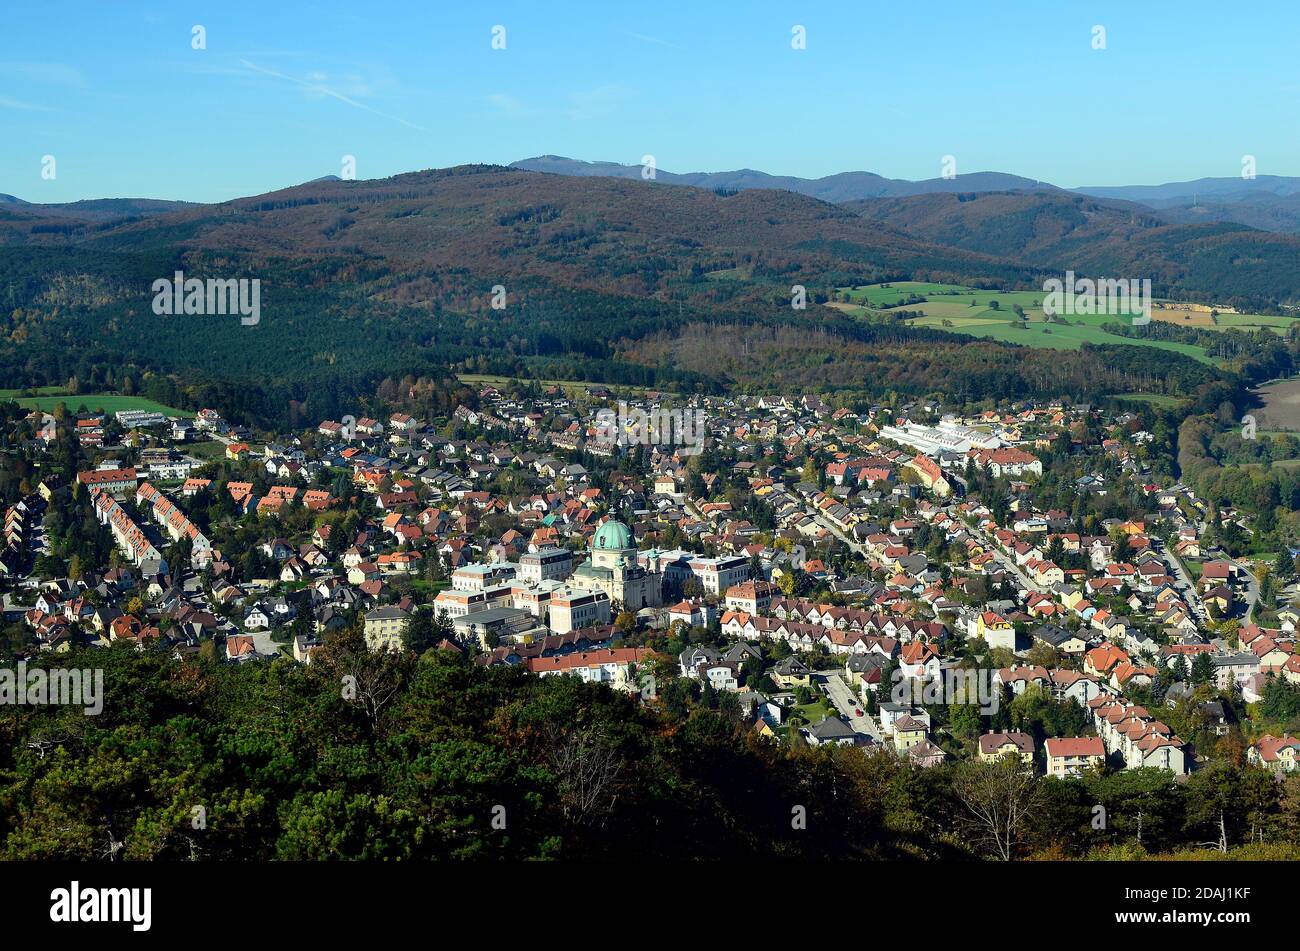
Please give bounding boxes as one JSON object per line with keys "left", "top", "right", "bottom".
{"left": 818, "top": 670, "right": 882, "bottom": 741}
{"left": 812, "top": 514, "right": 867, "bottom": 557}
{"left": 249, "top": 630, "right": 286, "bottom": 657}
{"left": 1157, "top": 541, "right": 1207, "bottom": 621}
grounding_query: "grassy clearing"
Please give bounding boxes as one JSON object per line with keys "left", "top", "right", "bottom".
{"left": 457, "top": 373, "right": 661, "bottom": 398}
{"left": 792, "top": 700, "right": 833, "bottom": 725}
{"left": 1241, "top": 458, "right": 1300, "bottom": 469}
{"left": 1, "top": 392, "right": 193, "bottom": 417}
{"left": 0, "top": 386, "right": 69, "bottom": 398}
{"left": 704, "top": 266, "right": 752, "bottom": 281}
{"left": 1105, "top": 393, "right": 1191, "bottom": 408}
{"left": 839, "top": 281, "right": 976, "bottom": 308}
{"left": 186, "top": 440, "right": 230, "bottom": 460}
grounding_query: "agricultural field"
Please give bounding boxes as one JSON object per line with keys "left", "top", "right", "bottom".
{"left": 830, "top": 282, "right": 1296, "bottom": 365}
{"left": 1252, "top": 378, "right": 1300, "bottom": 432}
{"left": 836, "top": 281, "right": 976, "bottom": 309}
{"left": 0, "top": 386, "right": 68, "bottom": 398}
{"left": 1147, "top": 301, "right": 1295, "bottom": 334}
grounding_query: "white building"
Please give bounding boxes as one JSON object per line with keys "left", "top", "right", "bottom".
{"left": 451, "top": 563, "right": 516, "bottom": 592}
{"left": 651, "top": 550, "right": 750, "bottom": 596}
{"left": 526, "top": 647, "right": 650, "bottom": 691}
{"left": 548, "top": 587, "right": 612, "bottom": 634}
{"left": 879, "top": 419, "right": 1002, "bottom": 456}
{"left": 517, "top": 546, "right": 573, "bottom": 584}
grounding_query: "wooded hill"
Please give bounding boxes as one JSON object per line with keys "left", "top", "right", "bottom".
{"left": 0, "top": 165, "right": 1293, "bottom": 428}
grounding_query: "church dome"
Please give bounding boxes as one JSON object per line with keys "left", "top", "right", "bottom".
{"left": 592, "top": 520, "right": 633, "bottom": 551}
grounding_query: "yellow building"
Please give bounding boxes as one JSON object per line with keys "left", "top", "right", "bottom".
{"left": 771, "top": 656, "right": 811, "bottom": 689}
{"left": 363, "top": 605, "right": 410, "bottom": 652}
{"left": 1045, "top": 737, "right": 1105, "bottom": 776}
{"left": 978, "top": 731, "right": 1034, "bottom": 766}
{"left": 976, "top": 611, "right": 1013, "bottom": 642}
{"left": 893, "top": 715, "right": 928, "bottom": 752}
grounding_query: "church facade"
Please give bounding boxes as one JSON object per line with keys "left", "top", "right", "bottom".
{"left": 570, "top": 519, "right": 663, "bottom": 611}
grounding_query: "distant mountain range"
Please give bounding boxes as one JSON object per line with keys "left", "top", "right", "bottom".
{"left": 1076, "top": 174, "right": 1300, "bottom": 204}
{"left": 5, "top": 162, "right": 1300, "bottom": 308}
{"left": 10, "top": 158, "right": 1300, "bottom": 234}
{"left": 0, "top": 193, "right": 193, "bottom": 222}
{"left": 510, "top": 156, "right": 1300, "bottom": 234}
{"left": 510, "top": 155, "right": 1056, "bottom": 202}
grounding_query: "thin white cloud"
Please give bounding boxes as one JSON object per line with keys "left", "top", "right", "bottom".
{"left": 0, "top": 95, "right": 52, "bottom": 112}
{"left": 239, "top": 59, "right": 424, "bottom": 130}
{"left": 624, "top": 31, "right": 688, "bottom": 52}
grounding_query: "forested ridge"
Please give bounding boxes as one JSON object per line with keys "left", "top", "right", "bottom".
{"left": 1, "top": 165, "right": 1288, "bottom": 432}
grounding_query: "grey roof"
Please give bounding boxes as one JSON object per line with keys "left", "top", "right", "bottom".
{"left": 1033, "top": 624, "right": 1076, "bottom": 647}
{"left": 847, "top": 653, "right": 888, "bottom": 673}
{"left": 808, "top": 717, "right": 856, "bottom": 741}
{"left": 365, "top": 605, "right": 410, "bottom": 621}
{"left": 1212, "top": 652, "right": 1258, "bottom": 667}
{"left": 680, "top": 645, "right": 722, "bottom": 665}
{"left": 774, "top": 655, "right": 810, "bottom": 675}
{"left": 456, "top": 606, "right": 533, "bottom": 626}
{"left": 722, "top": 642, "right": 763, "bottom": 664}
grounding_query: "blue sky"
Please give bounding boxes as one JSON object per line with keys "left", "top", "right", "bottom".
{"left": 3, "top": 0, "right": 1298, "bottom": 202}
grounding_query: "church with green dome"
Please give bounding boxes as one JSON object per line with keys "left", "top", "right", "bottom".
{"left": 592, "top": 520, "right": 633, "bottom": 552}
{"left": 570, "top": 518, "right": 663, "bottom": 610}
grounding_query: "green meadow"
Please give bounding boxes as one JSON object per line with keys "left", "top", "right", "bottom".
{"left": 0, "top": 391, "right": 193, "bottom": 417}
{"left": 1105, "top": 393, "right": 1192, "bottom": 408}
{"left": 829, "top": 282, "right": 1296, "bottom": 366}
